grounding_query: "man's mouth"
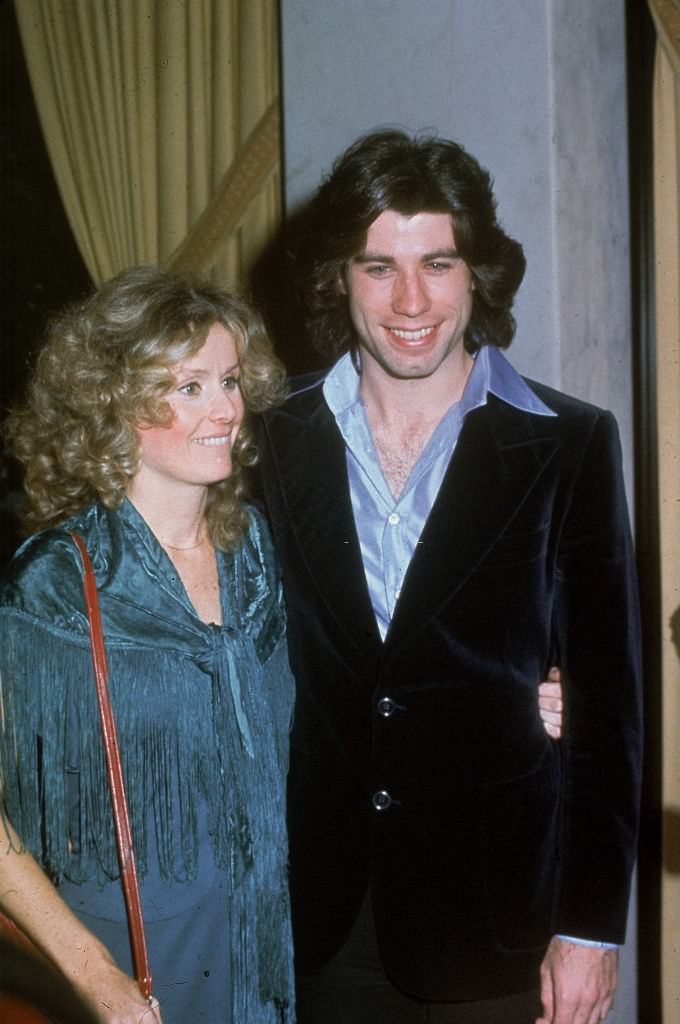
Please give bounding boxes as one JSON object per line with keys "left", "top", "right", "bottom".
{"left": 388, "top": 326, "right": 436, "bottom": 342}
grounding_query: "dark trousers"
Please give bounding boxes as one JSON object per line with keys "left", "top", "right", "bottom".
{"left": 296, "top": 896, "right": 543, "bottom": 1024}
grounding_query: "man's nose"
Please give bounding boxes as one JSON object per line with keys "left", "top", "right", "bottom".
{"left": 391, "top": 271, "right": 430, "bottom": 317}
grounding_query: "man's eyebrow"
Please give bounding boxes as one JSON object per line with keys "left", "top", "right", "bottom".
{"left": 352, "top": 252, "right": 395, "bottom": 265}
{"left": 352, "top": 248, "right": 459, "bottom": 264}
{"left": 422, "top": 248, "right": 459, "bottom": 261}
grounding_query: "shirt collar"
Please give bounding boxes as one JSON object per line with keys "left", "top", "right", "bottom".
{"left": 323, "top": 351, "right": 361, "bottom": 417}
{"left": 323, "top": 346, "right": 556, "bottom": 419}
{"left": 483, "top": 345, "right": 556, "bottom": 416}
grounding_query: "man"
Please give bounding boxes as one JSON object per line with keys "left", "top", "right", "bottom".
{"left": 259, "top": 131, "right": 642, "bottom": 1023}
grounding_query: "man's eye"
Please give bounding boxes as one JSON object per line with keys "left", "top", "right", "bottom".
{"left": 222, "top": 375, "right": 240, "bottom": 391}
{"left": 366, "top": 264, "right": 390, "bottom": 275}
{"left": 427, "top": 261, "right": 452, "bottom": 271}
{"left": 178, "top": 382, "right": 199, "bottom": 396}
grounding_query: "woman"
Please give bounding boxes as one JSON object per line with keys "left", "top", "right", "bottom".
{"left": 0, "top": 266, "right": 295, "bottom": 1023}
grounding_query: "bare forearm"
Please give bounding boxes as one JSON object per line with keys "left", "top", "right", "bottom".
{"left": 1, "top": 817, "right": 111, "bottom": 976}
{"left": 0, "top": 818, "right": 161, "bottom": 1023}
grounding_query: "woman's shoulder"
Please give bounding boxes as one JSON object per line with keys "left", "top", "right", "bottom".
{"left": 2, "top": 525, "right": 77, "bottom": 594}
{"left": 0, "top": 504, "right": 109, "bottom": 628}
{"left": 228, "top": 501, "right": 277, "bottom": 581}
{"left": 221, "top": 502, "right": 285, "bottom": 658}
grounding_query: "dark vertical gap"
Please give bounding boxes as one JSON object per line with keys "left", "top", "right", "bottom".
{"left": 1, "top": 1, "right": 91, "bottom": 566}
{"left": 248, "top": 1, "right": 325, "bottom": 377}
{"left": 1, "top": 1, "right": 92, "bottom": 411}
{"left": 626, "top": 1, "right": 661, "bottom": 1020}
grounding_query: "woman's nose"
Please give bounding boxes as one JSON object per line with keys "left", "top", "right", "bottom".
{"left": 209, "top": 388, "right": 241, "bottom": 423}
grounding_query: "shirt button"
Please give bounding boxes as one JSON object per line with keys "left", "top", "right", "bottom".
{"left": 372, "top": 790, "right": 393, "bottom": 811}
{"left": 377, "top": 697, "right": 395, "bottom": 717}
{"left": 388, "top": 512, "right": 400, "bottom": 526}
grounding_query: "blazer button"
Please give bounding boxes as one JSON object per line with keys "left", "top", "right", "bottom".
{"left": 372, "top": 790, "right": 392, "bottom": 811}
{"left": 377, "top": 697, "right": 395, "bottom": 717}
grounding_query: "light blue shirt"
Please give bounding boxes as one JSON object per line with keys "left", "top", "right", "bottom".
{"left": 323, "top": 345, "right": 554, "bottom": 641}
{"left": 323, "top": 344, "right": 617, "bottom": 951}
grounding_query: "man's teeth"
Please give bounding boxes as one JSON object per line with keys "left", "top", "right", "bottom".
{"left": 194, "top": 436, "right": 231, "bottom": 447}
{"left": 390, "top": 327, "right": 433, "bottom": 340}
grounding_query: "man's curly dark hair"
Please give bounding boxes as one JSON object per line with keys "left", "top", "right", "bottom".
{"left": 289, "top": 129, "right": 526, "bottom": 360}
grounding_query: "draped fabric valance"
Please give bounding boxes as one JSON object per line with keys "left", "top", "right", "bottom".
{"left": 14, "top": 0, "right": 281, "bottom": 287}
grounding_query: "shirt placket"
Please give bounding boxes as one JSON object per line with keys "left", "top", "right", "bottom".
{"left": 382, "top": 505, "right": 409, "bottom": 623}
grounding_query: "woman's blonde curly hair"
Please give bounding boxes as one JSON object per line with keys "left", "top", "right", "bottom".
{"left": 5, "top": 265, "right": 287, "bottom": 550}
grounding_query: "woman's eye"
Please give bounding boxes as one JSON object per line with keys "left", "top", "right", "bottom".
{"left": 222, "top": 375, "right": 240, "bottom": 391}
{"left": 178, "top": 382, "right": 199, "bottom": 396}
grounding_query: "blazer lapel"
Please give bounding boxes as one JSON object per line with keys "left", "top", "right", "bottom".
{"left": 386, "top": 396, "right": 560, "bottom": 648}
{"left": 264, "top": 395, "right": 383, "bottom": 662}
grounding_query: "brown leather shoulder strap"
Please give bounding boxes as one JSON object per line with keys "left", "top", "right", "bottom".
{"left": 68, "top": 530, "right": 152, "bottom": 1000}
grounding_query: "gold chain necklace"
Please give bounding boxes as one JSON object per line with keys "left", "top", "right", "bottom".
{"left": 160, "top": 533, "right": 208, "bottom": 551}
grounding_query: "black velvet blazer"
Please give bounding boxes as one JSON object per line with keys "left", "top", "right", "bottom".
{"left": 258, "top": 372, "right": 642, "bottom": 1002}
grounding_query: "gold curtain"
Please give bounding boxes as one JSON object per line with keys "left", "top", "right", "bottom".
{"left": 14, "top": 0, "right": 281, "bottom": 287}
{"left": 647, "top": 2, "right": 680, "bottom": 1021}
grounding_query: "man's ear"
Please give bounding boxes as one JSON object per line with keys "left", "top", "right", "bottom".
{"left": 337, "top": 264, "right": 348, "bottom": 296}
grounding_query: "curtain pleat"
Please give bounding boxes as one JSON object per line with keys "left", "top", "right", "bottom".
{"left": 654, "top": 38, "right": 680, "bottom": 1024}
{"left": 647, "top": 3, "right": 680, "bottom": 1021}
{"left": 14, "top": 0, "right": 281, "bottom": 287}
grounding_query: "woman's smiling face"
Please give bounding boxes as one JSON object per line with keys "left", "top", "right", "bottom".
{"left": 131, "top": 322, "right": 245, "bottom": 499}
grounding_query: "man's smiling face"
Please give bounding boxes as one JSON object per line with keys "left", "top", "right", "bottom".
{"left": 343, "top": 209, "right": 474, "bottom": 384}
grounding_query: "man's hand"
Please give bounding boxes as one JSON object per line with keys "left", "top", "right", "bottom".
{"left": 537, "top": 937, "right": 618, "bottom": 1024}
{"left": 539, "top": 666, "right": 563, "bottom": 739}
